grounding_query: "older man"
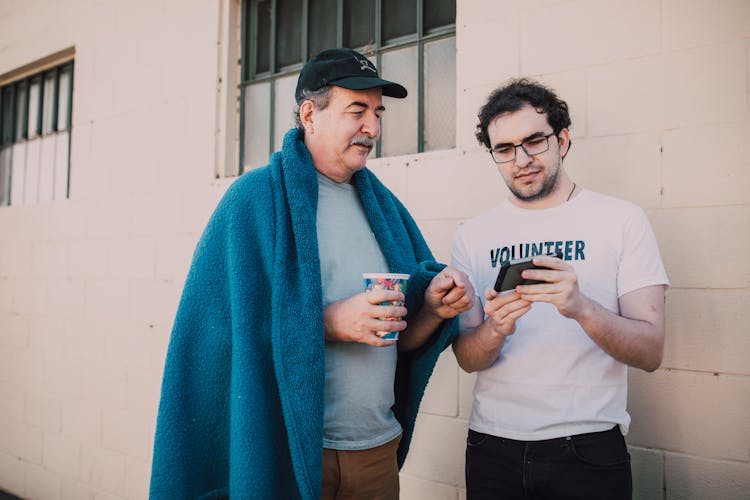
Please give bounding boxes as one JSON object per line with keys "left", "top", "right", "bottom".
{"left": 150, "top": 48, "right": 473, "bottom": 500}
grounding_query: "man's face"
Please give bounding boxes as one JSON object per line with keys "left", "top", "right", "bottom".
{"left": 304, "top": 86, "right": 384, "bottom": 182}
{"left": 487, "top": 104, "right": 569, "bottom": 204}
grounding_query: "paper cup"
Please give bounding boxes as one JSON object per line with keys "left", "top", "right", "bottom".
{"left": 362, "top": 273, "right": 410, "bottom": 340}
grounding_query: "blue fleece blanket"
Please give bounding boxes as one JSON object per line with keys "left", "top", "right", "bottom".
{"left": 150, "top": 129, "right": 458, "bottom": 499}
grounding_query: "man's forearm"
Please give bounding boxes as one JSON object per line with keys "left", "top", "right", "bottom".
{"left": 398, "top": 306, "right": 443, "bottom": 351}
{"left": 452, "top": 321, "right": 508, "bottom": 373}
{"left": 573, "top": 287, "right": 665, "bottom": 372}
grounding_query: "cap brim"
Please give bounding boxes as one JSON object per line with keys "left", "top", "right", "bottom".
{"left": 329, "top": 76, "right": 408, "bottom": 99}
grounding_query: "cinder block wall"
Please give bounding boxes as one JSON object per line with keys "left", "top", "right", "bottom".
{"left": 0, "top": 1, "right": 228, "bottom": 498}
{"left": 0, "top": 1, "right": 748, "bottom": 499}
{"left": 393, "top": 2, "right": 750, "bottom": 500}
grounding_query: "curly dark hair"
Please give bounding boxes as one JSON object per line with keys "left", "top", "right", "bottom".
{"left": 475, "top": 78, "right": 572, "bottom": 150}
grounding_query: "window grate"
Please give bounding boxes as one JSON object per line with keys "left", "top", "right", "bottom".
{"left": 239, "top": 0, "right": 455, "bottom": 173}
{"left": 0, "top": 59, "right": 74, "bottom": 206}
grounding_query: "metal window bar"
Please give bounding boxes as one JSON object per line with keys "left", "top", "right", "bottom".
{"left": 373, "top": 0, "right": 383, "bottom": 158}
{"left": 62, "top": 61, "right": 74, "bottom": 198}
{"left": 268, "top": 0, "right": 277, "bottom": 158}
{"left": 416, "top": 0, "right": 424, "bottom": 153}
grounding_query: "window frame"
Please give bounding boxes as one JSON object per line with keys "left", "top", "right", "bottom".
{"left": 239, "top": 0, "right": 456, "bottom": 173}
{"left": 0, "top": 49, "right": 75, "bottom": 205}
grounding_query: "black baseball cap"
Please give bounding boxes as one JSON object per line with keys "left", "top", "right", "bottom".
{"left": 295, "top": 48, "right": 407, "bottom": 102}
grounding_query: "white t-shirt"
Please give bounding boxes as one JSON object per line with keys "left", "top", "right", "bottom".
{"left": 451, "top": 189, "right": 669, "bottom": 440}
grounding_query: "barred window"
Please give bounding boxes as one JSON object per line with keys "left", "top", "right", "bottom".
{"left": 0, "top": 51, "right": 74, "bottom": 206}
{"left": 240, "top": 0, "right": 456, "bottom": 172}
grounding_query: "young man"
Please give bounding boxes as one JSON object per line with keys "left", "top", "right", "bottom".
{"left": 452, "top": 78, "right": 669, "bottom": 500}
{"left": 150, "top": 48, "right": 474, "bottom": 500}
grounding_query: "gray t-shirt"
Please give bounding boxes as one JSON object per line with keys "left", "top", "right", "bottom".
{"left": 316, "top": 172, "right": 402, "bottom": 450}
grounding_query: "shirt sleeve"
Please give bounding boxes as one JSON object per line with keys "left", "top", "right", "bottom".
{"left": 617, "top": 206, "right": 670, "bottom": 297}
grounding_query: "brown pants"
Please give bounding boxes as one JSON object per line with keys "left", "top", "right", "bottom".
{"left": 321, "top": 435, "right": 401, "bottom": 500}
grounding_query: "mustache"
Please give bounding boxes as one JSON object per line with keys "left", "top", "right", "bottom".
{"left": 349, "top": 136, "right": 375, "bottom": 148}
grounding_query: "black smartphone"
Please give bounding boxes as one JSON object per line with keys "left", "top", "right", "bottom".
{"left": 493, "top": 252, "right": 563, "bottom": 292}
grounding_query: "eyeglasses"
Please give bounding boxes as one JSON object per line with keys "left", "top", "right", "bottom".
{"left": 489, "top": 132, "right": 557, "bottom": 163}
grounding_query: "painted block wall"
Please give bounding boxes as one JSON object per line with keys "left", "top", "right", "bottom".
{"left": 0, "top": 0, "right": 748, "bottom": 499}
{"left": 395, "top": 1, "right": 750, "bottom": 499}
{"left": 0, "top": 1, "right": 228, "bottom": 498}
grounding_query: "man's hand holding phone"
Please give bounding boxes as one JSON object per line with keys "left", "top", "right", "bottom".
{"left": 482, "top": 288, "right": 531, "bottom": 339}
{"left": 512, "top": 253, "right": 587, "bottom": 319}
{"left": 483, "top": 252, "right": 563, "bottom": 337}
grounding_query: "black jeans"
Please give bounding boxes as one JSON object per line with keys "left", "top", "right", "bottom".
{"left": 465, "top": 426, "right": 632, "bottom": 500}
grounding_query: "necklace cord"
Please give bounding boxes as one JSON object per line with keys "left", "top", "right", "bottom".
{"left": 566, "top": 182, "right": 577, "bottom": 202}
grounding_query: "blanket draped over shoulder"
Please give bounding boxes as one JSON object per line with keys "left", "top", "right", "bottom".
{"left": 150, "top": 129, "right": 458, "bottom": 499}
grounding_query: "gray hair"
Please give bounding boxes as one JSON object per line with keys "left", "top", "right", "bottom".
{"left": 294, "top": 86, "right": 333, "bottom": 135}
